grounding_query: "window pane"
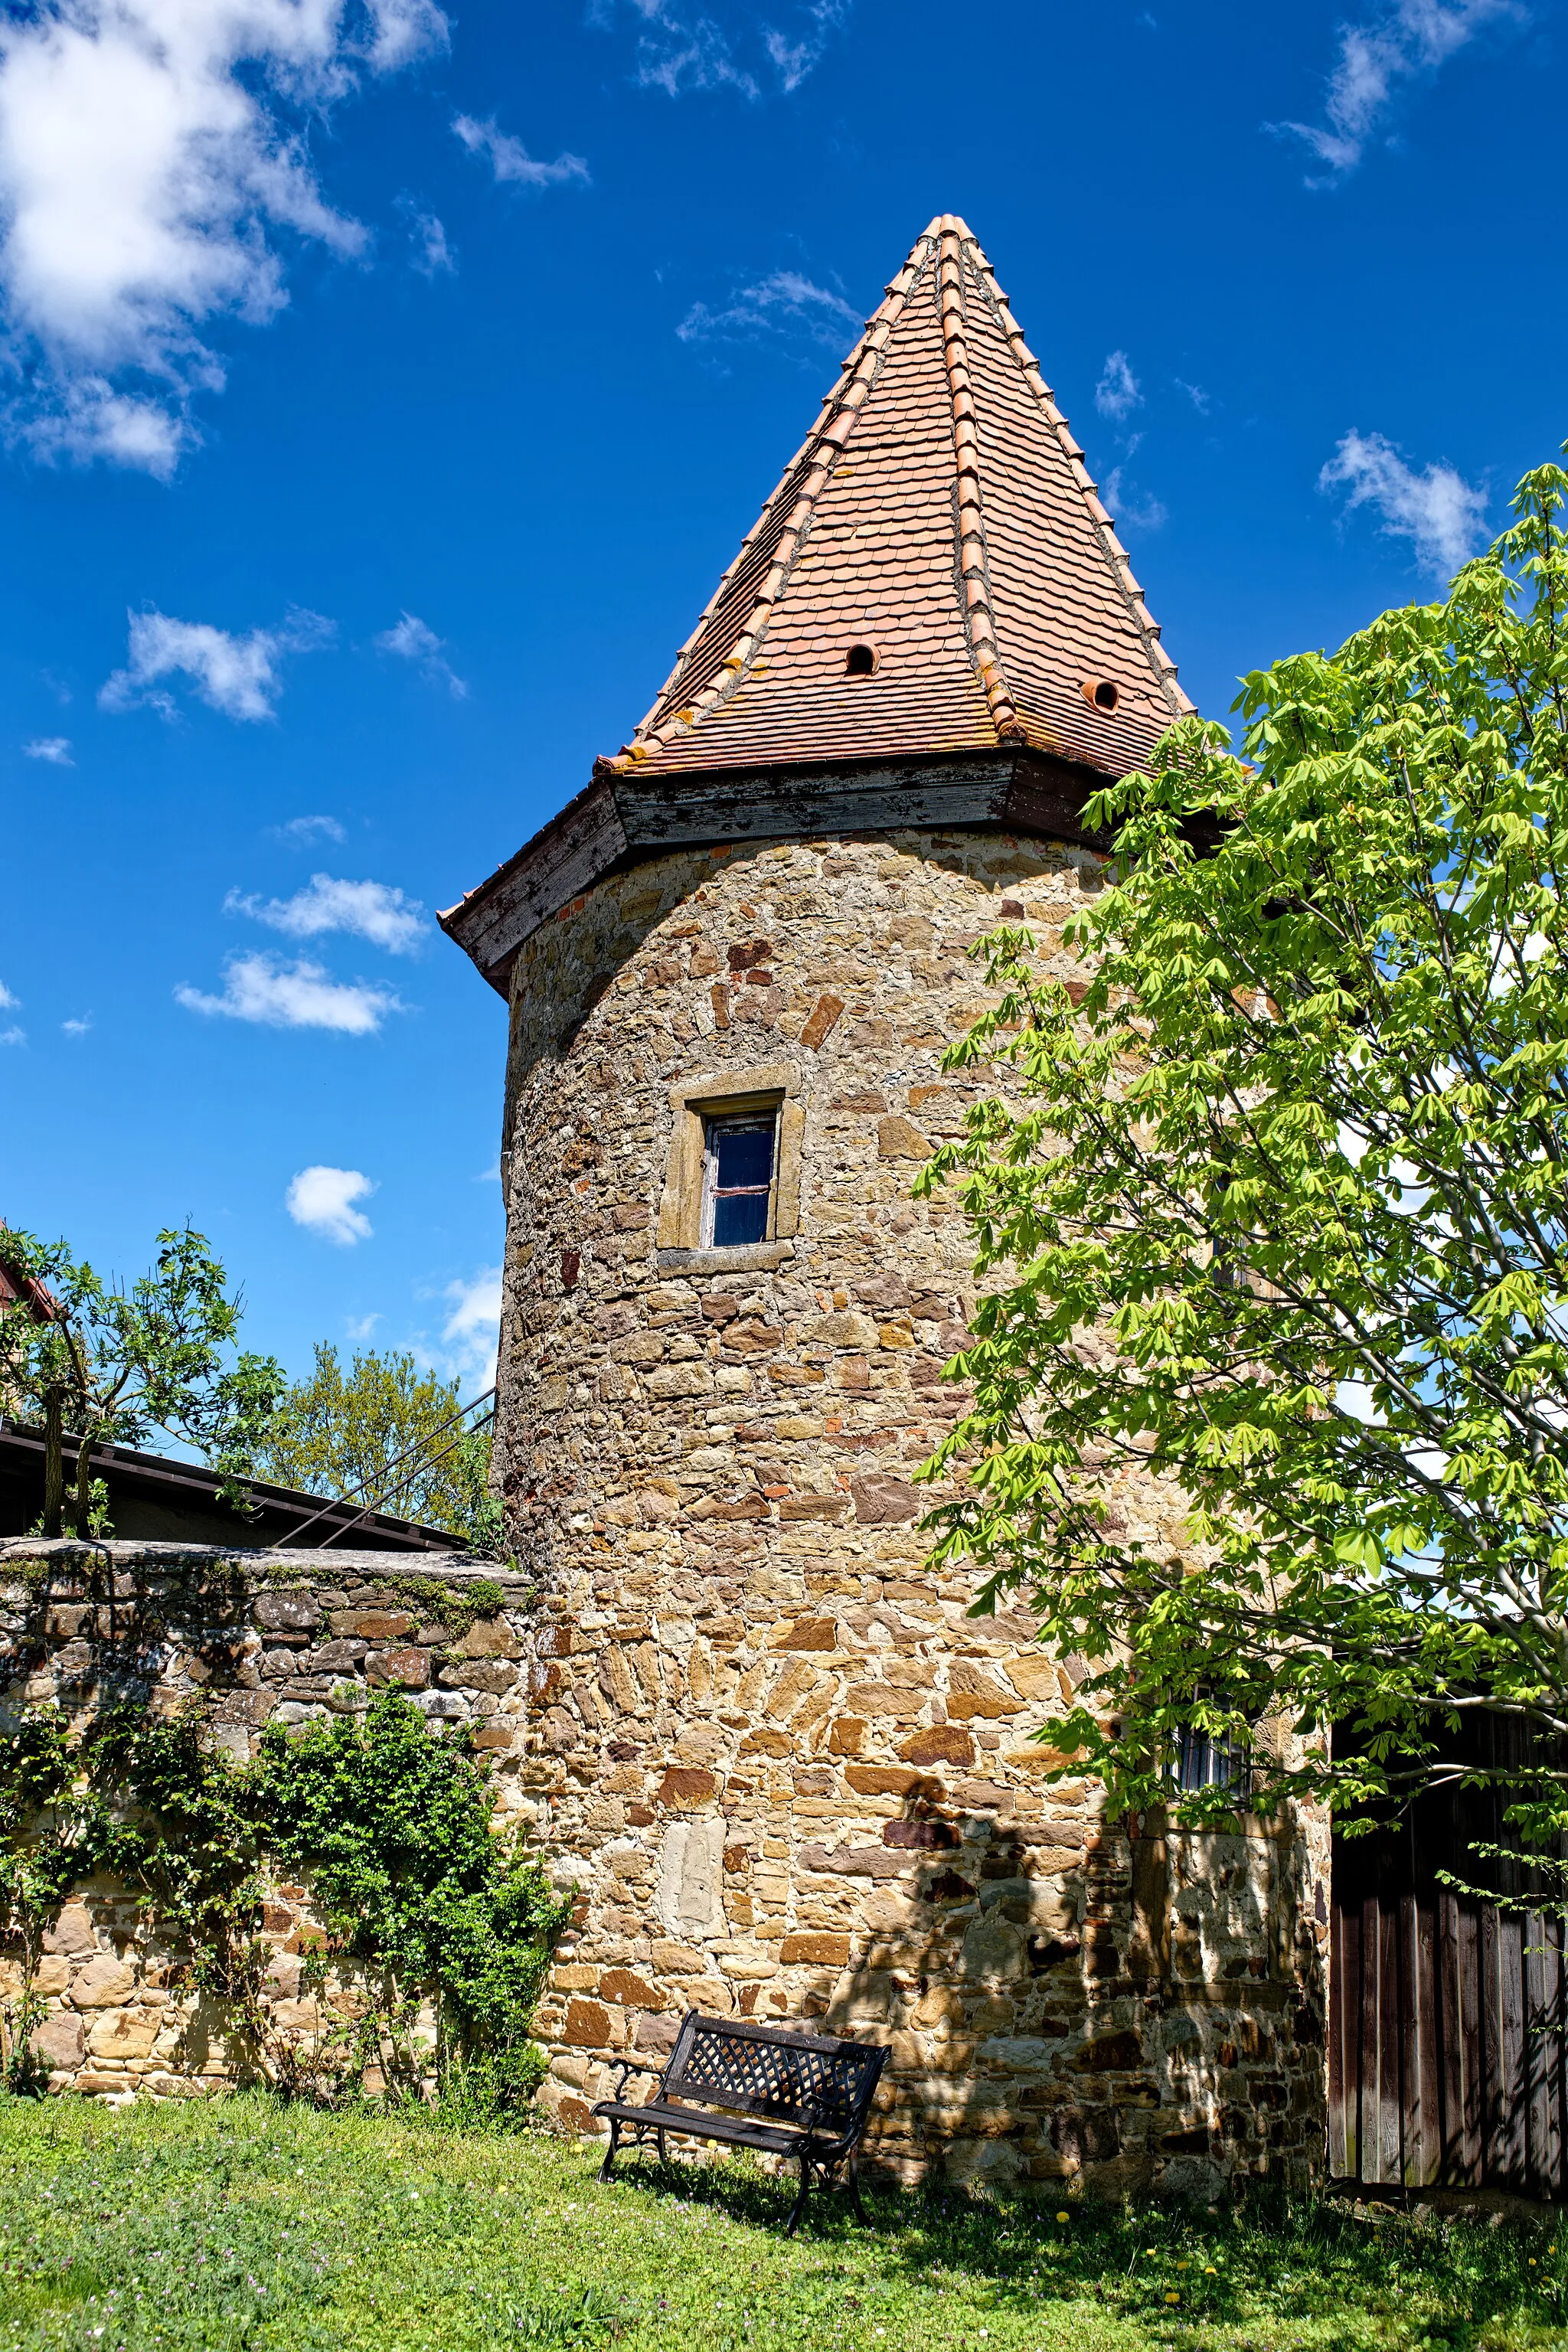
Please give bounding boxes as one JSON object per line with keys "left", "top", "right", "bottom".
{"left": 1171, "top": 1719, "right": 1248, "bottom": 1795}
{"left": 714, "top": 1122, "right": 774, "bottom": 1191}
{"left": 712, "top": 1190, "right": 770, "bottom": 1247}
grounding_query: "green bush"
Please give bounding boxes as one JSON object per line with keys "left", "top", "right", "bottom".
{"left": 0, "top": 1689, "right": 570, "bottom": 2112}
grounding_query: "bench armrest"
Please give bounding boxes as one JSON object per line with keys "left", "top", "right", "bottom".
{"left": 800, "top": 2096, "right": 841, "bottom": 2149}
{"left": 606, "top": 2056, "right": 668, "bottom": 2102}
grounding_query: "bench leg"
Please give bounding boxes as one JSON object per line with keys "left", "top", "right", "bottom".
{"left": 785, "top": 2150, "right": 812, "bottom": 2236}
{"left": 844, "top": 2148, "right": 868, "bottom": 2226}
{"left": 597, "top": 2118, "right": 622, "bottom": 2186}
{"left": 655, "top": 2129, "right": 668, "bottom": 2164}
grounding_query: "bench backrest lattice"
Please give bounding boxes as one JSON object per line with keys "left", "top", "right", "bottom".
{"left": 665, "top": 2014, "right": 883, "bottom": 2141}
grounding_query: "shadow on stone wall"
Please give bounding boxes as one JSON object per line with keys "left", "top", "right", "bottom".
{"left": 816, "top": 1776, "right": 1325, "bottom": 2202}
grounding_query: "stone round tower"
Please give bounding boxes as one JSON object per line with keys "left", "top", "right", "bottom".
{"left": 443, "top": 217, "right": 1328, "bottom": 2197}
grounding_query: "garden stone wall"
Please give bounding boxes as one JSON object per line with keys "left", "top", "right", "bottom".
{"left": 0, "top": 1538, "right": 532, "bottom": 2103}
{"left": 496, "top": 828, "right": 1333, "bottom": 2199}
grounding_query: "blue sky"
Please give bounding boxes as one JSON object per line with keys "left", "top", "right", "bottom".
{"left": 0, "top": 0, "right": 1556, "bottom": 1400}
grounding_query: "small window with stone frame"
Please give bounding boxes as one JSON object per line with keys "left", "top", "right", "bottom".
{"left": 700, "top": 1111, "right": 779, "bottom": 1249}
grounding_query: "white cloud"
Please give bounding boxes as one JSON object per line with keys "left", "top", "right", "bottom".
{"left": 1336, "top": 1377, "right": 1385, "bottom": 1426}
{"left": 22, "top": 735, "right": 73, "bottom": 763}
{"left": 1094, "top": 350, "right": 1141, "bottom": 422}
{"left": 452, "top": 114, "right": 590, "bottom": 188}
{"left": 175, "top": 952, "right": 403, "bottom": 1032}
{"left": 678, "top": 269, "right": 859, "bottom": 348}
{"left": 1273, "top": 0, "right": 1518, "bottom": 183}
{"left": 273, "top": 812, "right": 345, "bottom": 844}
{"left": 1319, "top": 428, "right": 1487, "bottom": 578}
{"left": 361, "top": 0, "right": 447, "bottom": 68}
{"left": 1102, "top": 466, "right": 1168, "bottom": 534}
{"left": 0, "top": 1026, "right": 23, "bottom": 1047}
{"left": 345, "top": 1309, "right": 381, "bottom": 1340}
{"left": 0, "top": 1, "right": 449, "bottom": 473}
{"left": 397, "top": 197, "right": 452, "bottom": 275}
{"left": 1175, "top": 377, "right": 1210, "bottom": 414}
{"left": 0, "top": 982, "right": 17, "bottom": 1008}
{"left": 765, "top": 0, "right": 851, "bottom": 90}
{"left": 439, "top": 1264, "right": 501, "bottom": 1387}
{"left": 101, "top": 606, "right": 332, "bottom": 720}
{"left": 62, "top": 1014, "right": 91, "bottom": 1036}
{"left": 593, "top": 0, "right": 851, "bottom": 97}
{"left": 603, "top": 1, "right": 759, "bottom": 97}
{"left": 287, "top": 1163, "right": 376, "bottom": 1246}
{"left": 227, "top": 871, "right": 426, "bottom": 952}
{"left": 374, "top": 609, "right": 467, "bottom": 696}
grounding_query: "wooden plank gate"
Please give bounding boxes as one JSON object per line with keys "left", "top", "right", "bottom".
{"left": 1328, "top": 1720, "right": 1568, "bottom": 2195}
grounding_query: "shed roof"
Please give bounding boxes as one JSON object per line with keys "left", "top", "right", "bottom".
{"left": 0, "top": 1423, "right": 469, "bottom": 1553}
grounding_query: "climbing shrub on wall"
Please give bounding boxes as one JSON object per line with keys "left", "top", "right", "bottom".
{"left": 251, "top": 1695, "right": 570, "bottom": 2109}
{"left": 0, "top": 1690, "right": 570, "bottom": 2113}
{"left": 0, "top": 1708, "right": 113, "bottom": 2090}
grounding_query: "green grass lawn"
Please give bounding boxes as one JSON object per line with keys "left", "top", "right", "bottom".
{"left": 0, "top": 2096, "right": 1560, "bottom": 2352}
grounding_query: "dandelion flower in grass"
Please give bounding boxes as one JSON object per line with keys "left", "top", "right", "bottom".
{"left": 1205, "top": 2265, "right": 1217, "bottom": 2274}
{"left": 1165, "top": 2292, "right": 1181, "bottom": 2305}
{"left": 1056, "top": 2211, "right": 1070, "bottom": 2223}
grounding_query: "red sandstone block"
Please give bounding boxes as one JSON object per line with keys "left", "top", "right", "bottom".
{"left": 366, "top": 1646, "right": 430, "bottom": 1691}
{"left": 600, "top": 1969, "right": 662, "bottom": 2010}
{"left": 799, "top": 993, "right": 845, "bottom": 1050}
{"left": 771, "top": 1619, "right": 839, "bottom": 1650}
{"left": 780, "top": 1932, "right": 851, "bottom": 1967}
{"left": 330, "top": 1610, "right": 411, "bottom": 1642}
{"left": 844, "top": 1766, "right": 926, "bottom": 1797}
{"left": 1070, "top": 2028, "right": 1143, "bottom": 2073}
{"left": 561, "top": 1999, "right": 612, "bottom": 2048}
{"left": 899, "top": 1726, "right": 974, "bottom": 1766}
{"left": 882, "top": 1819, "right": 957, "bottom": 1850}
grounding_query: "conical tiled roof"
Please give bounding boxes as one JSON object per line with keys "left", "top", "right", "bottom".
{"left": 441, "top": 216, "right": 1197, "bottom": 996}
{"left": 606, "top": 214, "right": 1191, "bottom": 785}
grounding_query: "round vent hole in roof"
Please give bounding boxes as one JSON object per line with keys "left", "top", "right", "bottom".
{"left": 845, "top": 643, "right": 877, "bottom": 677}
{"left": 1082, "top": 677, "right": 1121, "bottom": 712}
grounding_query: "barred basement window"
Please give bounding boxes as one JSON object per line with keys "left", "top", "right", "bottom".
{"left": 701, "top": 1112, "right": 778, "bottom": 1248}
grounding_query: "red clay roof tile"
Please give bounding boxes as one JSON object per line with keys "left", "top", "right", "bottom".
{"left": 612, "top": 215, "right": 1191, "bottom": 783}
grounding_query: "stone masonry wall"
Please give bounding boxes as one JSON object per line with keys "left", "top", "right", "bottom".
{"left": 0, "top": 1540, "right": 531, "bottom": 2102}
{"left": 498, "top": 827, "right": 1331, "bottom": 2197}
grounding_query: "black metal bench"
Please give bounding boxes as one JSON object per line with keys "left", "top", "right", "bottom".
{"left": 591, "top": 2011, "right": 888, "bottom": 2233}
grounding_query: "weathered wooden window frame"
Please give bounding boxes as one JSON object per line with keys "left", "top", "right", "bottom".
{"left": 656, "top": 1059, "right": 803, "bottom": 1269}
{"left": 700, "top": 1110, "right": 779, "bottom": 1248}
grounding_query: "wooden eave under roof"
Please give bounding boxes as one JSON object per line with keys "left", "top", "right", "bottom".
{"left": 442, "top": 215, "right": 1193, "bottom": 998}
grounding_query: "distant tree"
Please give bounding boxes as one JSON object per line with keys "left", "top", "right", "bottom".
{"left": 919, "top": 456, "right": 1568, "bottom": 1844}
{"left": 0, "top": 1224, "right": 286, "bottom": 1538}
{"left": 254, "top": 1344, "right": 501, "bottom": 1552}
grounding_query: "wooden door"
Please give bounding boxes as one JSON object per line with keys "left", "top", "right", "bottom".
{"left": 1328, "top": 1721, "right": 1568, "bottom": 2195}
